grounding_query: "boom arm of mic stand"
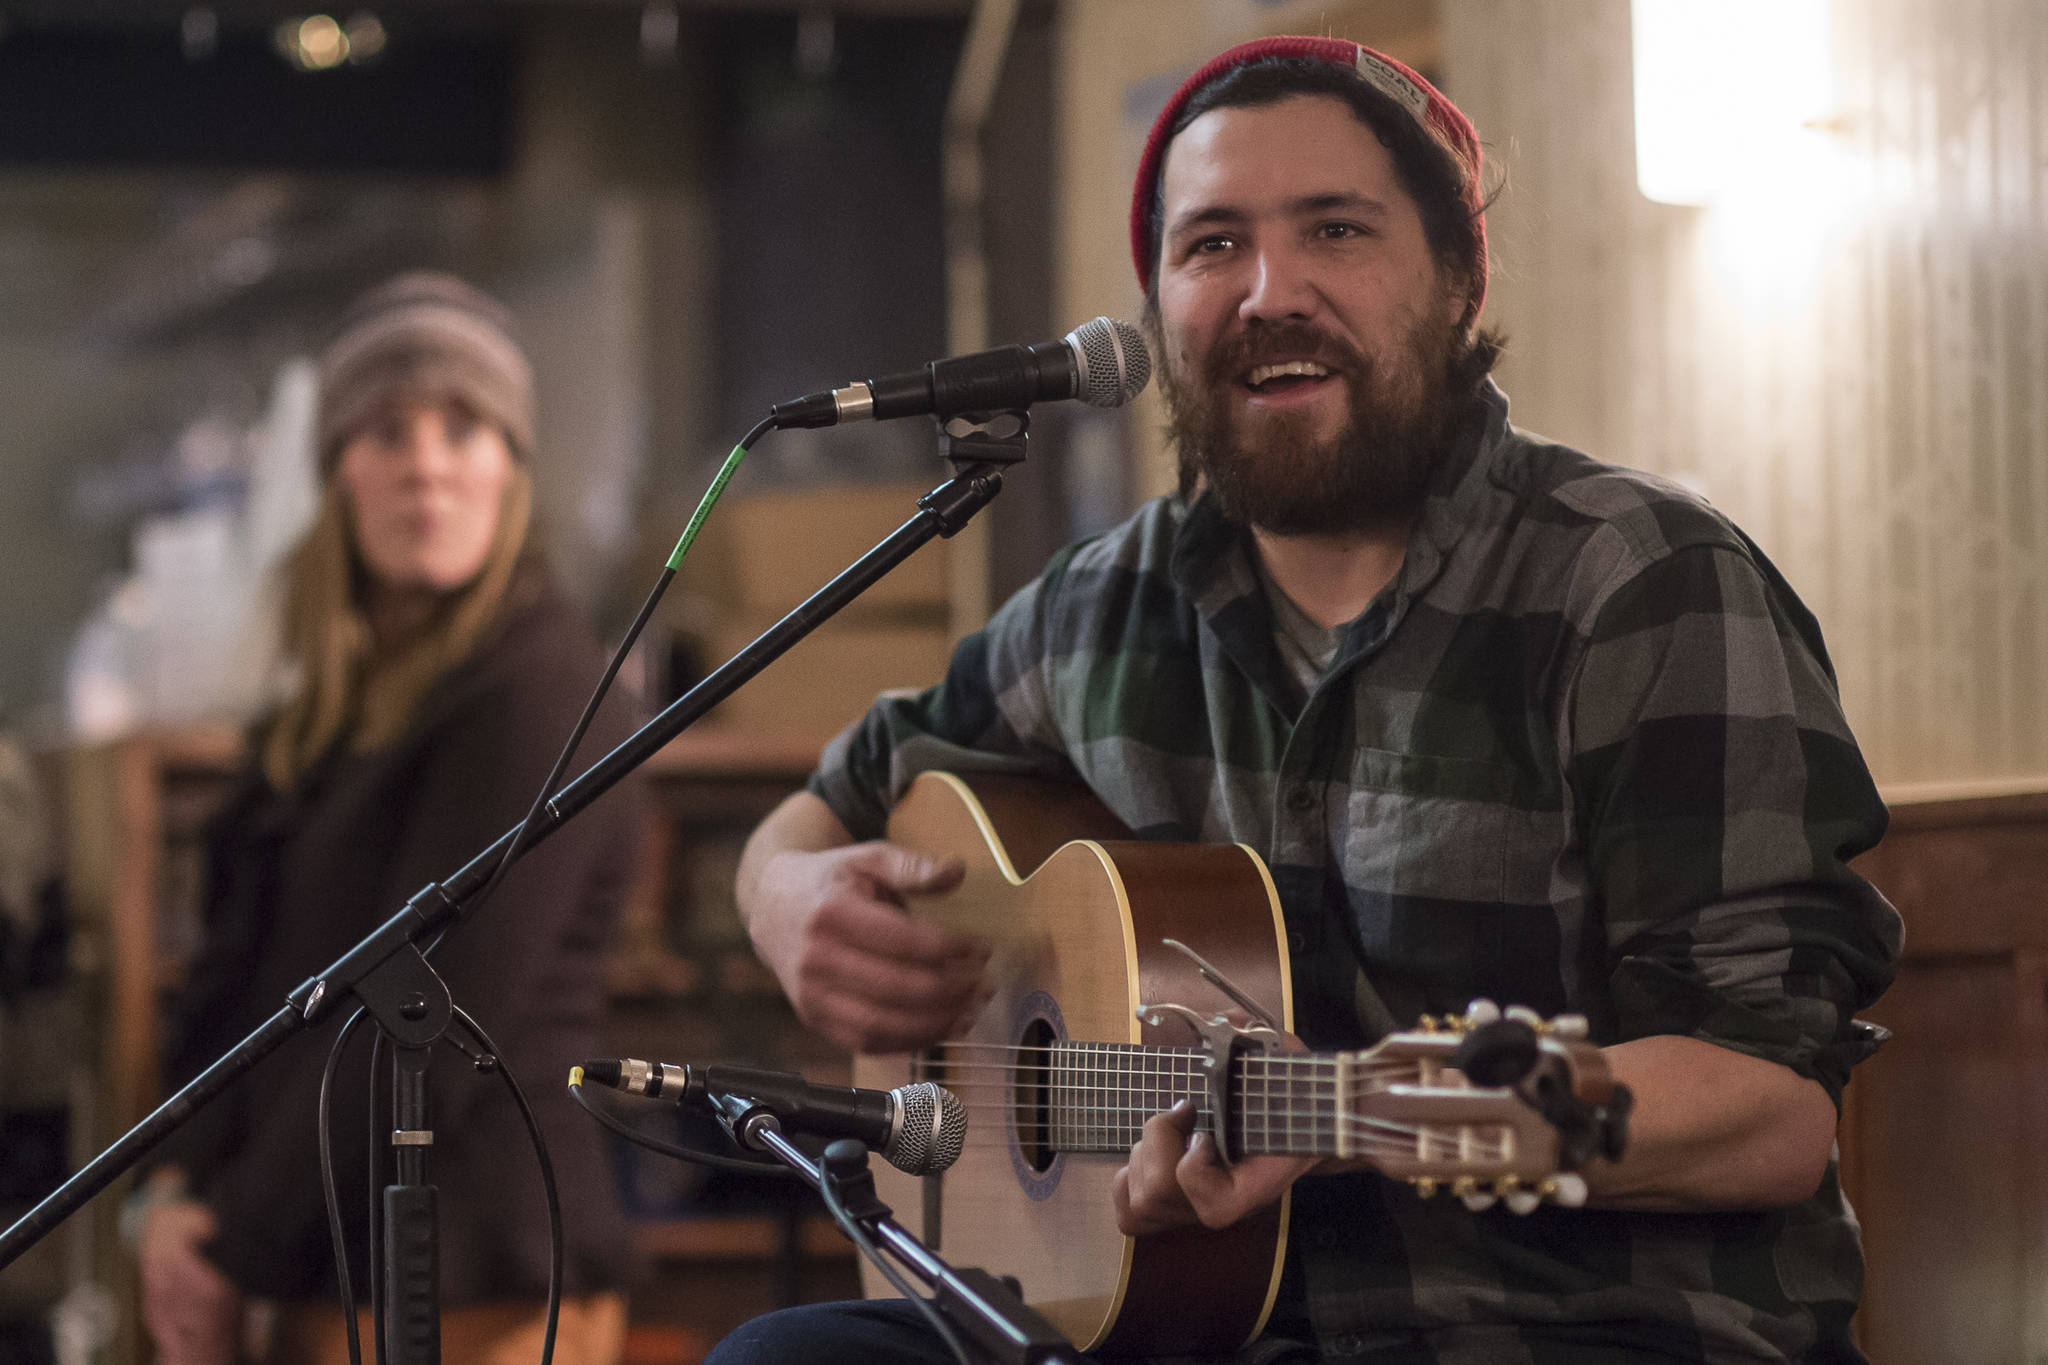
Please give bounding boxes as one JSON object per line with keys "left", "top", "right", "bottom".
{"left": 0, "top": 461, "right": 1011, "bottom": 1270}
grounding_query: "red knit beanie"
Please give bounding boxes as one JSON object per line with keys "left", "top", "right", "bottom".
{"left": 1129, "top": 36, "right": 1488, "bottom": 328}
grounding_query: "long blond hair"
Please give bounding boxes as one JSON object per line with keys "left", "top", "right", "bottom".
{"left": 260, "top": 465, "right": 533, "bottom": 791}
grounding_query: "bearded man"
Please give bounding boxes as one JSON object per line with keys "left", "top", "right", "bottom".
{"left": 713, "top": 37, "right": 1900, "bottom": 1365}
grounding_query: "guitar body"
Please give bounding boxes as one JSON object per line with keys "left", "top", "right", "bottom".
{"left": 852, "top": 770, "right": 1295, "bottom": 1355}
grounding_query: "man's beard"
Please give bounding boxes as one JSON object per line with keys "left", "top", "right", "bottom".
{"left": 1162, "top": 310, "right": 1473, "bottom": 538}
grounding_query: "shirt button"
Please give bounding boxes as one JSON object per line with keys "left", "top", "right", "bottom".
{"left": 1285, "top": 787, "right": 1316, "bottom": 813}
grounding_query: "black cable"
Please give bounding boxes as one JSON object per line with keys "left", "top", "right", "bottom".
{"left": 817, "top": 1156, "right": 972, "bottom": 1365}
{"left": 567, "top": 1078, "right": 794, "bottom": 1177}
{"left": 425, "top": 412, "right": 778, "bottom": 958}
{"left": 323, "top": 413, "right": 776, "bottom": 1359}
{"left": 450, "top": 1006, "right": 563, "bottom": 1365}
{"left": 570, "top": 1081, "right": 966, "bottom": 1362}
{"left": 365, "top": 1029, "right": 389, "bottom": 1365}
{"left": 317, "top": 1007, "right": 370, "bottom": 1365}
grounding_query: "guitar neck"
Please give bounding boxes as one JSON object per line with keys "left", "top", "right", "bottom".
{"left": 1041, "top": 1042, "right": 1342, "bottom": 1158}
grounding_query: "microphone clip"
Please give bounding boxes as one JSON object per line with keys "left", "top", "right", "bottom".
{"left": 937, "top": 408, "right": 1030, "bottom": 470}
{"left": 705, "top": 1087, "right": 784, "bottom": 1155}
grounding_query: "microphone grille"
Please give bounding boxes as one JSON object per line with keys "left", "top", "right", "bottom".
{"left": 888, "top": 1081, "right": 968, "bottom": 1176}
{"left": 1067, "top": 316, "right": 1152, "bottom": 408}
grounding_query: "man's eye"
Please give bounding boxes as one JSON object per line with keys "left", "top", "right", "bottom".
{"left": 1184, "top": 234, "right": 1235, "bottom": 257}
{"left": 1318, "top": 222, "right": 1368, "bottom": 241}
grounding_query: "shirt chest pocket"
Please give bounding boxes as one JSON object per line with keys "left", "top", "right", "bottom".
{"left": 1339, "top": 748, "right": 1516, "bottom": 905}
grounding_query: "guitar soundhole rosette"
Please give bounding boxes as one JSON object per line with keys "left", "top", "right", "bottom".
{"left": 1005, "top": 990, "right": 1067, "bottom": 1200}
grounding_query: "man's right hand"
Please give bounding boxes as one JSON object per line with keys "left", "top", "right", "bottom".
{"left": 744, "top": 837, "right": 985, "bottom": 1054}
{"left": 138, "top": 1196, "right": 243, "bottom": 1365}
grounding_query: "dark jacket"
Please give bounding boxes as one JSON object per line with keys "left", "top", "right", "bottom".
{"left": 160, "top": 561, "right": 641, "bottom": 1303}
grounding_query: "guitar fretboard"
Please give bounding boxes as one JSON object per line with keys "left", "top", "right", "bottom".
{"left": 1045, "top": 1042, "right": 1342, "bottom": 1157}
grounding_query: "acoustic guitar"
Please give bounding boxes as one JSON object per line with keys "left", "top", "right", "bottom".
{"left": 852, "top": 771, "right": 1627, "bottom": 1356}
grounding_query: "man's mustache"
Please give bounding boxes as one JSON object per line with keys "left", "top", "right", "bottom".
{"left": 1199, "top": 322, "right": 1368, "bottom": 388}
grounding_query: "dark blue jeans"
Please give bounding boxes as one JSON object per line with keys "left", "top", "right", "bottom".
{"left": 702, "top": 1298, "right": 1322, "bottom": 1365}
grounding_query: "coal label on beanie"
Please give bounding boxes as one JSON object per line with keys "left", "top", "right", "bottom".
{"left": 1352, "top": 46, "right": 1431, "bottom": 122}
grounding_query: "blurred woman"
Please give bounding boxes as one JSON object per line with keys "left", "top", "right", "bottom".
{"left": 134, "top": 274, "right": 638, "bottom": 1365}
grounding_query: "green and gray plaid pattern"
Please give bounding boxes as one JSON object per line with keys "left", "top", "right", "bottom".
{"left": 812, "top": 381, "right": 1901, "bottom": 1364}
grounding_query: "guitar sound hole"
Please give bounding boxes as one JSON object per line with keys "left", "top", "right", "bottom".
{"left": 1014, "top": 1017, "right": 1056, "bottom": 1174}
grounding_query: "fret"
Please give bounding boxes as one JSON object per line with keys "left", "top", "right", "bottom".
{"left": 1037, "top": 1043, "right": 1370, "bottom": 1158}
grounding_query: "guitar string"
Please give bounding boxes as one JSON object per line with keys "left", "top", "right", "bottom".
{"left": 937, "top": 1129, "right": 1515, "bottom": 1146}
{"left": 916, "top": 1062, "right": 1403, "bottom": 1082}
{"left": 917, "top": 1043, "right": 1454, "bottom": 1073}
{"left": 935, "top": 1110, "right": 1512, "bottom": 1140}
{"left": 910, "top": 1054, "right": 1424, "bottom": 1076}
{"left": 896, "top": 1045, "right": 1517, "bottom": 1157}
{"left": 945, "top": 1127, "right": 1516, "bottom": 1158}
{"left": 904, "top": 1051, "right": 1514, "bottom": 1155}
{"left": 928, "top": 1096, "right": 1518, "bottom": 1145}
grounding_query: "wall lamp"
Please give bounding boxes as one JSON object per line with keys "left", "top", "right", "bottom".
{"left": 1631, "top": 0, "right": 1837, "bottom": 206}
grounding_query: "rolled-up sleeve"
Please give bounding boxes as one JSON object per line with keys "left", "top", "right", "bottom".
{"left": 1569, "top": 542, "right": 1903, "bottom": 1106}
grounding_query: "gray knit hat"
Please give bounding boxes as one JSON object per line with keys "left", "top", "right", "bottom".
{"left": 316, "top": 272, "right": 535, "bottom": 472}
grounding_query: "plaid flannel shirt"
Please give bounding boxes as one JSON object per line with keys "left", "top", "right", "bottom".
{"left": 811, "top": 381, "right": 1902, "bottom": 1364}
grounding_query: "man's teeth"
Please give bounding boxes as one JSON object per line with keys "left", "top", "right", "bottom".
{"left": 1247, "top": 361, "right": 1332, "bottom": 387}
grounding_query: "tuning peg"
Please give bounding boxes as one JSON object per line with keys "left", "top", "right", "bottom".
{"left": 1462, "top": 998, "right": 1501, "bottom": 1027}
{"left": 1452, "top": 1176, "right": 1495, "bottom": 1212}
{"left": 1504, "top": 1005, "right": 1544, "bottom": 1031}
{"left": 1451, "top": 1018, "right": 1540, "bottom": 1087}
{"left": 1495, "top": 1174, "right": 1547, "bottom": 1212}
{"left": 1417, "top": 1014, "right": 1442, "bottom": 1033}
{"left": 1540, "top": 1174, "right": 1589, "bottom": 1207}
{"left": 1412, "top": 1177, "right": 1439, "bottom": 1199}
{"left": 1549, "top": 1013, "right": 1589, "bottom": 1040}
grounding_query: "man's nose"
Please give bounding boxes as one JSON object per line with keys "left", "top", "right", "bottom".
{"left": 1239, "top": 244, "right": 1318, "bottom": 323}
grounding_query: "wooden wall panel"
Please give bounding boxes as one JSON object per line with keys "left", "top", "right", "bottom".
{"left": 1841, "top": 791, "right": 2048, "bottom": 1363}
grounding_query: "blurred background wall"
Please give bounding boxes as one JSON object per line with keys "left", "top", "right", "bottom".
{"left": 5, "top": 0, "right": 2041, "bottom": 793}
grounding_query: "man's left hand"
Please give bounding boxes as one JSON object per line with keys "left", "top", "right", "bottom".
{"left": 1113, "top": 1099, "right": 1318, "bottom": 1236}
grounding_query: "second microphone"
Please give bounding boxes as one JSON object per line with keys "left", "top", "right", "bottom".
{"left": 580, "top": 1058, "right": 967, "bottom": 1177}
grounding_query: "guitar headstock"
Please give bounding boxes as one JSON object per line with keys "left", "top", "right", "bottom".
{"left": 1337, "top": 999, "right": 1631, "bottom": 1214}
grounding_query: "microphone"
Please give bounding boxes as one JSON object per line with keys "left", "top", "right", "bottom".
{"left": 769, "top": 316, "right": 1151, "bottom": 428}
{"left": 578, "top": 1058, "right": 967, "bottom": 1177}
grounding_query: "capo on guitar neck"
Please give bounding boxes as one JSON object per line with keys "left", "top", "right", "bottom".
{"left": 1135, "top": 939, "right": 1287, "bottom": 1166}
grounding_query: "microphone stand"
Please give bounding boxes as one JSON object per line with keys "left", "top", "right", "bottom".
{"left": 733, "top": 1113, "right": 1081, "bottom": 1358}
{"left": 709, "top": 1090, "right": 1079, "bottom": 1365}
{"left": 0, "top": 414, "right": 1033, "bottom": 1350}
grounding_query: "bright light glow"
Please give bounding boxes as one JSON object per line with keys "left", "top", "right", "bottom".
{"left": 1631, "top": 0, "right": 1835, "bottom": 206}
{"left": 290, "top": 14, "right": 348, "bottom": 71}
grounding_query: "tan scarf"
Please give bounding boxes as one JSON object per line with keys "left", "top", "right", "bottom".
{"left": 261, "top": 467, "right": 533, "bottom": 791}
